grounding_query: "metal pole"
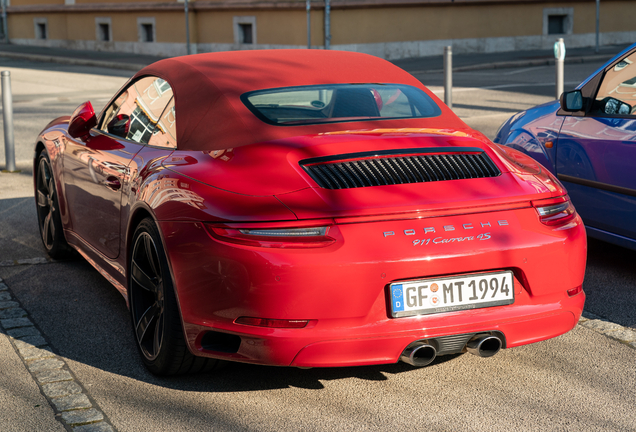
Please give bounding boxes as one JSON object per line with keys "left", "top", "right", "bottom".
{"left": 2, "top": 71, "right": 16, "bottom": 173}
{"left": 595, "top": 0, "right": 600, "bottom": 53}
{"left": 555, "top": 38, "right": 565, "bottom": 100}
{"left": 324, "top": 0, "right": 331, "bottom": 50}
{"left": 184, "top": 0, "right": 191, "bottom": 55}
{"left": 443, "top": 46, "right": 452, "bottom": 109}
{"left": 1, "top": 0, "right": 8, "bottom": 44}
{"left": 306, "top": 0, "right": 311, "bottom": 49}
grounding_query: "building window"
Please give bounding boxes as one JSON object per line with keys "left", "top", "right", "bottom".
{"left": 233, "top": 16, "right": 256, "bottom": 45}
{"left": 34, "top": 18, "right": 48, "bottom": 40}
{"left": 548, "top": 15, "right": 566, "bottom": 35}
{"left": 137, "top": 18, "right": 156, "bottom": 43}
{"left": 95, "top": 18, "right": 112, "bottom": 42}
{"left": 239, "top": 24, "right": 253, "bottom": 44}
{"left": 543, "top": 8, "right": 573, "bottom": 36}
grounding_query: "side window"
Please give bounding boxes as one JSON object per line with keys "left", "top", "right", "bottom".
{"left": 147, "top": 97, "right": 176, "bottom": 148}
{"left": 100, "top": 76, "right": 176, "bottom": 147}
{"left": 593, "top": 52, "right": 636, "bottom": 116}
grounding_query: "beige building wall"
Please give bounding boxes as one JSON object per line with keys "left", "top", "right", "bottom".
{"left": 5, "top": 0, "right": 636, "bottom": 60}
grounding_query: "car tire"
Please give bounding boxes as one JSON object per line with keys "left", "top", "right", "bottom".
{"left": 129, "top": 218, "right": 221, "bottom": 375}
{"left": 35, "top": 151, "right": 74, "bottom": 259}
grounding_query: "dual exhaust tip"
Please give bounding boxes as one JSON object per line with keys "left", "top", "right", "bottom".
{"left": 400, "top": 334, "right": 502, "bottom": 367}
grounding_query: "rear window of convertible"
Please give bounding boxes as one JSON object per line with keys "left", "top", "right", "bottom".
{"left": 241, "top": 84, "right": 442, "bottom": 126}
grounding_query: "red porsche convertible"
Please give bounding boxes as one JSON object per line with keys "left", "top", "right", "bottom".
{"left": 34, "top": 50, "right": 586, "bottom": 375}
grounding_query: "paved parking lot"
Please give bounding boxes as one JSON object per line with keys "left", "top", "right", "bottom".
{"left": 0, "top": 53, "right": 635, "bottom": 431}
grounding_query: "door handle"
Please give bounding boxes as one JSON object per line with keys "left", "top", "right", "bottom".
{"left": 104, "top": 176, "right": 121, "bottom": 191}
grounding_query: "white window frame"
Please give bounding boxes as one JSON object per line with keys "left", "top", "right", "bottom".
{"left": 233, "top": 16, "right": 257, "bottom": 45}
{"left": 95, "top": 17, "right": 112, "bottom": 42}
{"left": 137, "top": 17, "right": 156, "bottom": 43}
{"left": 543, "top": 7, "right": 574, "bottom": 36}
{"left": 34, "top": 18, "right": 48, "bottom": 40}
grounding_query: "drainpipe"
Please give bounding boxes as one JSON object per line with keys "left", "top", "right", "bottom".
{"left": 595, "top": 0, "right": 600, "bottom": 53}
{"left": 306, "top": 0, "right": 311, "bottom": 49}
{"left": 324, "top": 0, "right": 331, "bottom": 49}
{"left": 1, "top": 0, "right": 8, "bottom": 44}
{"left": 184, "top": 0, "right": 191, "bottom": 55}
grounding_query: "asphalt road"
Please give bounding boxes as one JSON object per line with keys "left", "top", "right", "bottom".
{"left": 0, "top": 58, "right": 635, "bottom": 432}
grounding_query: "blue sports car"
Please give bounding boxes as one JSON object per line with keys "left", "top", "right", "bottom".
{"left": 495, "top": 43, "right": 636, "bottom": 250}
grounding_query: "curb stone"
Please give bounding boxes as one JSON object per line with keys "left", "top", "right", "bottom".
{"left": 578, "top": 312, "right": 636, "bottom": 348}
{"left": 0, "top": 277, "right": 117, "bottom": 432}
{"left": 0, "top": 50, "right": 144, "bottom": 72}
{"left": 0, "top": 257, "right": 51, "bottom": 267}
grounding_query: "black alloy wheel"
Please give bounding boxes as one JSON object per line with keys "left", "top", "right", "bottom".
{"left": 129, "top": 218, "right": 220, "bottom": 375}
{"left": 130, "top": 229, "right": 166, "bottom": 362}
{"left": 35, "top": 152, "right": 72, "bottom": 259}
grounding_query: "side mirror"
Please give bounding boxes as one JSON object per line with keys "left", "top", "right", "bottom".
{"left": 68, "top": 101, "right": 97, "bottom": 139}
{"left": 107, "top": 114, "right": 131, "bottom": 138}
{"left": 601, "top": 97, "right": 632, "bottom": 115}
{"left": 560, "top": 90, "right": 584, "bottom": 112}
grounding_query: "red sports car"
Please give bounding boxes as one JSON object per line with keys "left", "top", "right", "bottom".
{"left": 34, "top": 50, "right": 586, "bottom": 375}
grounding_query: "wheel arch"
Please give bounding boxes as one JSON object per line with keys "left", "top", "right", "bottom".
{"left": 125, "top": 205, "right": 200, "bottom": 361}
{"left": 124, "top": 206, "right": 185, "bottom": 320}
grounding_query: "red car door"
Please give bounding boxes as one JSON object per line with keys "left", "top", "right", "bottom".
{"left": 63, "top": 76, "right": 175, "bottom": 259}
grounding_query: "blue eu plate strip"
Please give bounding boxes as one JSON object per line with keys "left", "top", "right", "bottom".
{"left": 391, "top": 284, "right": 404, "bottom": 312}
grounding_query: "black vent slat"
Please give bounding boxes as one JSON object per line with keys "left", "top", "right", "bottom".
{"left": 438, "top": 155, "right": 459, "bottom": 180}
{"left": 334, "top": 163, "right": 360, "bottom": 188}
{"left": 403, "top": 157, "right": 427, "bottom": 183}
{"left": 458, "top": 154, "right": 478, "bottom": 178}
{"left": 376, "top": 159, "right": 400, "bottom": 185}
{"left": 430, "top": 156, "right": 452, "bottom": 180}
{"left": 312, "top": 165, "right": 338, "bottom": 189}
{"left": 443, "top": 155, "right": 463, "bottom": 179}
{"left": 386, "top": 158, "right": 410, "bottom": 184}
{"left": 416, "top": 156, "right": 440, "bottom": 181}
{"left": 452, "top": 155, "right": 470, "bottom": 179}
{"left": 473, "top": 154, "right": 495, "bottom": 177}
{"left": 394, "top": 158, "right": 419, "bottom": 183}
{"left": 466, "top": 154, "right": 486, "bottom": 177}
{"left": 302, "top": 151, "right": 501, "bottom": 189}
{"left": 323, "top": 164, "right": 348, "bottom": 189}
{"left": 349, "top": 162, "right": 373, "bottom": 187}
{"left": 359, "top": 160, "right": 387, "bottom": 186}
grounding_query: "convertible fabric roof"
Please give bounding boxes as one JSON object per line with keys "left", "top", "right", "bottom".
{"left": 134, "top": 50, "right": 466, "bottom": 151}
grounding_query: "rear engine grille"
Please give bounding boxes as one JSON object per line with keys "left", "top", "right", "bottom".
{"left": 300, "top": 149, "right": 500, "bottom": 190}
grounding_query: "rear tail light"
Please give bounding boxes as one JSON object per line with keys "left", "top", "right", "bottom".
{"left": 235, "top": 317, "right": 309, "bottom": 328}
{"left": 205, "top": 224, "right": 337, "bottom": 248}
{"left": 567, "top": 286, "right": 583, "bottom": 297}
{"left": 532, "top": 197, "right": 576, "bottom": 226}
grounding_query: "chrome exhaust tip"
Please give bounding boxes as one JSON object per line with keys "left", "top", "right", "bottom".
{"left": 400, "top": 341, "right": 437, "bottom": 367}
{"left": 466, "top": 335, "right": 502, "bottom": 358}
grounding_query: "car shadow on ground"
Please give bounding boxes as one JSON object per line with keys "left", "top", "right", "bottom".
{"left": 584, "top": 238, "right": 636, "bottom": 329}
{"left": 0, "top": 256, "right": 467, "bottom": 392}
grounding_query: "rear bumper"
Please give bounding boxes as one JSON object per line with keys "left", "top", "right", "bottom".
{"left": 159, "top": 207, "right": 586, "bottom": 367}
{"left": 183, "top": 291, "right": 584, "bottom": 367}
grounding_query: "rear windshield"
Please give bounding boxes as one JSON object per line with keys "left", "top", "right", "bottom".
{"left": 241, "top": 84, "right": 442, "bottom": 126}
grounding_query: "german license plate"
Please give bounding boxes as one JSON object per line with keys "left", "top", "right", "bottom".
{"left": 389, "top": 271, "right": 514, "bottom": 318}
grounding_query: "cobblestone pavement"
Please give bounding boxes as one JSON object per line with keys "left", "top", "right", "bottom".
{"left": 0, "top": 276, "right": 116, "bottom": 432}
